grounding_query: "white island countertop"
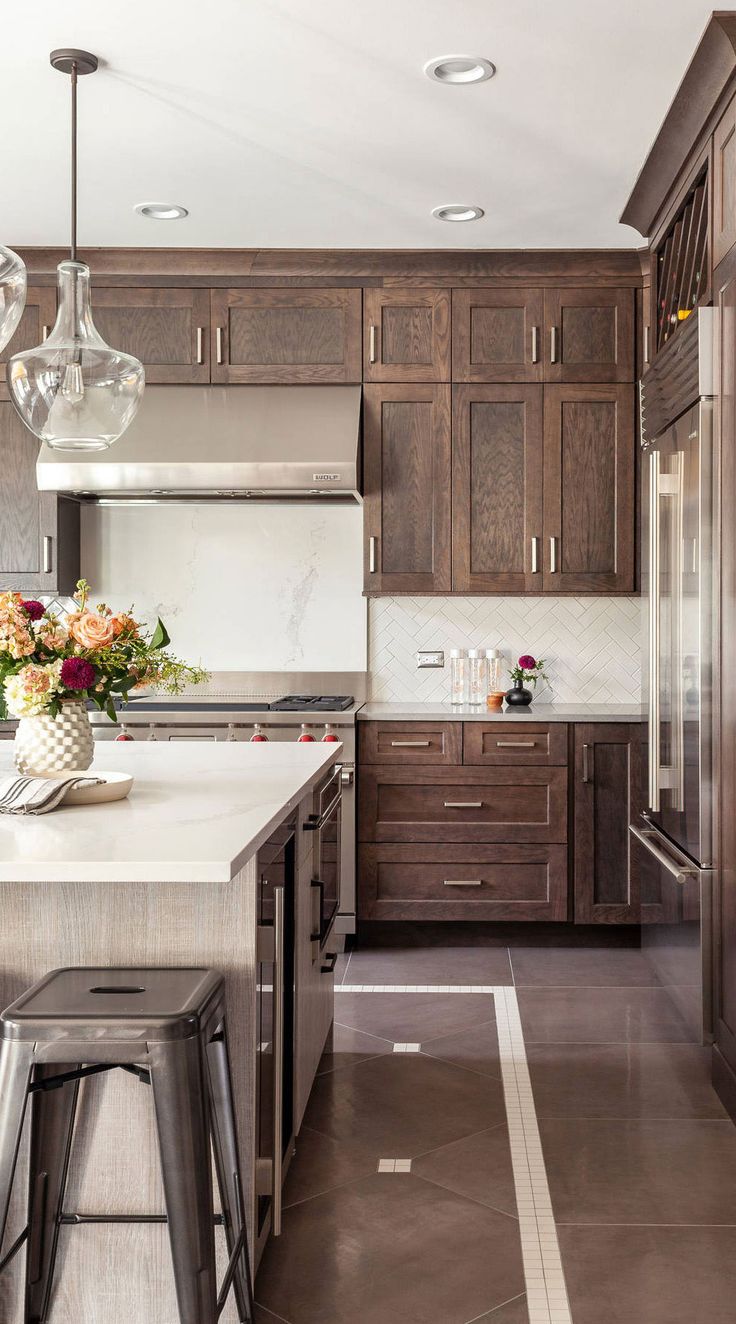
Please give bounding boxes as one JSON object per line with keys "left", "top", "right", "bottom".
{"left": 0, "top": 741, "right": 340, "bottom": 884}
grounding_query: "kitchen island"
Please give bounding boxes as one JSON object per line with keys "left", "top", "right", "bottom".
{"left": 0, "top": 741, "right": 340, "bottom": 1324}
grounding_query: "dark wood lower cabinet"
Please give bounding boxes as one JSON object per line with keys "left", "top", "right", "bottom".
{"left": 573, "top": 723, "right": 643, "bottom": 923}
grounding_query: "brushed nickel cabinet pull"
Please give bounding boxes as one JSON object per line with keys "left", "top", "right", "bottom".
{"left": 42, "top": 536, "right": 52, "bottom": 574}
{"left": 369, "top": 324, "right": 377, "bottom": 364}
{"left": 196, "top": 326, "right": 204, "bottom": 365}
{"left": 496, "top": 740, "right": 536, "bottom": 748}
{"left": 549, "top": 536, "right": 558, "bottom": 574}
{"left": 550, "top": 325, "right": 559, "bottom": 363}
{"left": 531, "top": 325, "right": 539, "bottom": 363}
{"left": 443, "top": 800, "right": 482, "bottom": 809}
{"left": 643, "top": 324, "right": 650, "bottom": 365}
{"left": 272, "top": 884, "right": 285, "bottom": 1235}
{"left": 369, "top": 536, "right": 377, "bottom": 574}
{"left": 42, "top": 325, "right": 50, "bottom": 341}
{"left": 390, "top": 740, "right": 431, "bottom": 747}
{"left": 216, "top": 326, "right": 224, "bottom": 365}
{"left": 443, "top": 879, "right": 483, "bottom": 887}
{"left": 531, "top": 536, "right": 540, "bottom": 574}
{"left": 582, "top": 743, "right": 592, "bottom": 783}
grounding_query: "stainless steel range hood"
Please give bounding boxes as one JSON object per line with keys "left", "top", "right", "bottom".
{"left": 36, "top": 384, "right": 362, "bottom": 502}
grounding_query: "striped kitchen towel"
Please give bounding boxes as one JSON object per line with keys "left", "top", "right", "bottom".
{"left": 0, "top": 775, "right": 104, "bottom": 815}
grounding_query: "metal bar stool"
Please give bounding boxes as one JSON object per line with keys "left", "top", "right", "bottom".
{"left": 0, "top": 966, "right": 255, "bottom": 1324}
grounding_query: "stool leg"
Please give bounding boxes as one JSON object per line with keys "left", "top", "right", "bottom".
{"left": 150, "top": 1038, "right": 217, "bottom": 1324}
{"left": 0, "top": 1038, "right": 34, "bottom": 1262}
{"left": 24, "top": 1065, "right": 80, "bottom": 1324}
{"left": 206, "top": 1025, "right": 254, "bottom": 1324}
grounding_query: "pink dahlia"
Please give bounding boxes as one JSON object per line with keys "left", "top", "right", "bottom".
{"left": 518, "top": 654, "right": 537, "bottom": 670}
{"left": 22, "top": 599, "right": 45, "bottom": 622}
{"left": 60, "top": 657, "right": 96, "bottom": 691}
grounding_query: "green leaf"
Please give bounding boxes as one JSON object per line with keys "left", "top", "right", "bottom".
{"left": 105, "top": 696, "right": 118, "bottom": 723}
{"left": 150, "top": 618, "right": 171, "bottom": 651}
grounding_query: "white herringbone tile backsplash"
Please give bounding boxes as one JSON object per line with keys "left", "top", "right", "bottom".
{"left": 368, "top": 597, "right": 642, "bottom": 704}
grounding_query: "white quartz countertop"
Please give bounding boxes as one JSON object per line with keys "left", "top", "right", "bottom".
{"left": 357, "top": 702, "right": 644, "bottom": 723}
{"left": 0, "top": 742, "right": 340, "bottom": 884}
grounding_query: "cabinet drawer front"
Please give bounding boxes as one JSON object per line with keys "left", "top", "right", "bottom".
{"left": 359, "top": 767, "right": 567, "bottom": 843}
{"left": 463, "top": 723, "right": 567, "bottom": 765}
{"left": 359, "top": 843, "right": 568, "bottom": 920}
{"left": 359, "top": 721, "right": 461, "bottom": 765}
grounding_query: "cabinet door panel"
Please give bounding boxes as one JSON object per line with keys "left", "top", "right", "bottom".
{"left": 452, "top": 384, "right": 543, "bottom": 592}
{"left": 574, "top": 724, "right": 642, "bottom": 923}
{"left": 0, "top": 401, "right": 79, "bottom": 593}
{"left": 92, "top": 288, "right": 210, "bottom": 383}
{"left": 211, "top": 288, "right": 361, "bottom": 383}
{"left": 453, "top": 288, "right": 544, "bottom": 382}
{"left": 543, "top": 384, "right": 634, "bottom": 592}
{"left": 714, "top": 92, "right": 736, "bottom": 267}
{"left": 0, "top": 289, "right": 57, "bottom": 400}
{"left": 364, "top": 289, "right": 450, "bottom": 381}
{"left": 363, "top": 384, "right": 451, "bottom": 592}
{"left": 545, "top": 288, "right": 634, "bottom": 382}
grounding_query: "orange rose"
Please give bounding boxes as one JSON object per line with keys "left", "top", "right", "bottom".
{"left": 110, "top": 612, "right": 138, "bottom": 639}
{"left": 69, "top": 611, "right": 115, "bottom": 650}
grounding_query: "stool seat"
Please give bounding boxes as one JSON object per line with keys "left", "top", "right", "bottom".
{"left": 1, "top": 966, "right": 223, "bottom": 1040}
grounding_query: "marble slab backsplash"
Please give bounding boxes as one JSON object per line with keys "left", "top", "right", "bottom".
{"left": 368, "top": 596, "right": 642, "bottom": 704}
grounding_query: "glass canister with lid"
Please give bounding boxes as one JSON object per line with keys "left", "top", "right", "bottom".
{"left": 467, "top": 648, "right": 488, "bottom": 704}
{"left": 449, "top": 648, "right": 468, "bottom": 704}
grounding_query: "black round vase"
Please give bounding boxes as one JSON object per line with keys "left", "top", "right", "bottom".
{"left": 504, "top": 681, "right": 533, "bottom": 707}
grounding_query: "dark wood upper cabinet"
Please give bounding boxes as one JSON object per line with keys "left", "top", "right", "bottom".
{"left": 543, "top": 384, "right": 635, "bottom": 593}
{"left": 452, "top": 288, "right": 544, "bottom": 383}
{"left": 363, "top": 288, "right": 450, "bottom": 382}
{"left": 714, "top": 92, "right": 736, "bottom": 268}
{"left": 573, "top": 723, "right": 642, "bottom": 923}
{"left": 363, "top": 384, "right": 451, "bottom": 593}
{"left": 0, "top": 288, "right": 57, "bottom": 400}
{"left": 92, "top": 288, "right": 210, "bottom": 383}
{"left": 452, "top": 384, "right": 543, "bottom": 593}
{"left": 544, "top": 288, "right": 634, "bottom": 382}
{"left": 0, "top": 401, "right": 79, "bottom": 594}
{"left": 210, "top": 288, "right": 362, "bottom": 383}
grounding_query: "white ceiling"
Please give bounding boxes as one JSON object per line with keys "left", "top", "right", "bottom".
{"left": 1, "top": 1, "right": 718, "bottom": 250}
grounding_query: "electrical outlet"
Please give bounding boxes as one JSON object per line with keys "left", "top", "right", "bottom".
{"left": 416, "top": 650, "right": 444, "bottom": 669}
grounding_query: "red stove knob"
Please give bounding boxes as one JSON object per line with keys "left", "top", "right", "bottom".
{"left": 298, "top": 723, "right": 315, "bottom": 742}
{"left": 115, "top": 725, "right": 134, "bottom": 742}
{"left": 322, "top": 725, "right": 340, "bottom": 742}
{"left": 250, "top": 723, "right": 269, "bottom": 742}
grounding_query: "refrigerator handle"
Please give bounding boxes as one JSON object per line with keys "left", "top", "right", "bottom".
{"left": 648, "top": 450, "right": 661, "bottom": 811}
{"left": 629, "top": 823, "right": 698, "bottom": 884}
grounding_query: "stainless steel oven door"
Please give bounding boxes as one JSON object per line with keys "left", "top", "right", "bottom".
{"left": 305, "top": 765, "right": 342, "bottom": 950}
{"left": 630, "top": 815, "right": 713, "bottom": 1043}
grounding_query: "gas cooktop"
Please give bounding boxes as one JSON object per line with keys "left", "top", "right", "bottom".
{"left": 109, "top": 694, "right": 355, "bottom": 714}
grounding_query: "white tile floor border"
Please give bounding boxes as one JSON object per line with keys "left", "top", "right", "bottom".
{"left": 336, "top": 983, "right": 573, "bottom": 1324}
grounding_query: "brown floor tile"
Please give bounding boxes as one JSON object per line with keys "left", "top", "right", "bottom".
{"left": 345, "top": 945, "right": 513, "bottom": 986}
{"left": 510, "top": 946, "right": 661, "bottom": 987}
{"left": 284, "top": 1125, "right": 378, "bottom": 1208}
{"left": 334, "top": 989, "right": 496, "bottom": 1042}
{"left": 256, "top": 1173, "right": 525, "bottom": 1324}
{"left": 558, "top": 1225, "right": 736, "bottom": 1324}
{"left": 469, "top": 1296, "right": 528, "bottom": 1322}
{"left": 334, "top": 953, "right": 350, "bottom": 985}
{"left": 527, "top": 1042, "right": 726, "bottom": 1118}
{"left": 254, "top": 1307, "right": 291, "bottom": 1324}
{"left": 318, "top": 1021, "right": 393, "bottom": 1074}
{"left": 304, "top": 1052, "right": 506, "bottom": 1158}
{"left": 422, "top": 1020, "right": 502, "bottom": 1080}
{"left": 540, "top": 1117, "right": 736, "bottom": 1223}
{"left": 518, "top": 985, "right": 693, "bottom": 1043}
{"left": 413, "top": 1124, "right": 517, "bottom": 1217}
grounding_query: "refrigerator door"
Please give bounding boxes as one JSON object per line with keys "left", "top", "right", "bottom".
{"left": 643, "top": 398, "right": 713, "bottom": 865}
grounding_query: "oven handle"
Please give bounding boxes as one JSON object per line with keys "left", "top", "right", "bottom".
{"left": 629, "top": 823, "right": 699, "bottom": 884}
{"left": 272, "top": 883, "right": 285, "bottom": 1236}
{"left": 303, "top": 789, "right": 342, "bottom": 832}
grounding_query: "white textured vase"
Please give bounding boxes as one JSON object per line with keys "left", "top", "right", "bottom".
{"left": 13, "top": 701, "right": 94, "bottom": 776}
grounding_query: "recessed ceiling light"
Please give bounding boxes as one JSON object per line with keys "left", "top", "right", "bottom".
{"left": 134, "top": 202, "right": 188, "bottom": 220}
{"left": 424, "top": 55, "right": 495, "bottom": 85}
{"left": 432, "top": 204, "right": 485, "bottom": 223}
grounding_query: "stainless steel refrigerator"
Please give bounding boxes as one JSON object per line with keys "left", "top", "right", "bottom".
{"left": 632, "top": 307, "right": 715, "bottom": 1042}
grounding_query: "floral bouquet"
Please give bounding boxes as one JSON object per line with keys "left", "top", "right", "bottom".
{"left": 508, "top": 654, "right": 549, "bottom": 689}
{"left": 0, "top": 579, "right": 207, "bottom": 722}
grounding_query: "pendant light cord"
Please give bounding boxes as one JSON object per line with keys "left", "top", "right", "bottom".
{"left": 70, "top": 60, "right": 77, "bottom": 261}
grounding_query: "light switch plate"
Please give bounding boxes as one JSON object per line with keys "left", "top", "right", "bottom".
{"left": 416, "top": 650, "right": 444, "bottom": 669}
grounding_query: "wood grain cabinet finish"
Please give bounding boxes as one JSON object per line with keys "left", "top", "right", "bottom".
{"left": 358, "top": 765, "right": 568, "bottom": 844}
{"left": 363, "top": 384, "right": 451, "bottom": 592}
{"left": 363, "top": 288, "right": 450, "bottom": 382}
{"left": 358, "top": 721, "right": 461, "bottom": 766}
{"left": 0, "top": 401, "right": 79, "bottom": 593}
{"left": 544, "top": 288, "right": 634, "bottom": 383}
{"left": 714, "top": 93, "right": 736, "bottom": 268}
{"left": 452, "top": 288, "right": 544, "bottom": 383}
{"left": 573, "top": 723, "right": 643, "bottom": 923}
{"left": 210, "top": 287, "right": 362, "bottom": 383}
{"left": 543, "top": 384, "right": 635, "bottom": 592}
{"left": 359, "top": 842, "right": 568, "bottom": 921}
{"left": 452, "top": 384, "right": 544, "bottom": 593}
{"left": 464, "top": 722, "right": 568, "bottom": 766}
{"left": 91, "top": 288, "right": 210, "bottom": 383}
{"left": 0, "top": 288, "right": 57, "bottom": 400}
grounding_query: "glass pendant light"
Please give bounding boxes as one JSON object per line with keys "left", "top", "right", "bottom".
{"left": 0, "top": 247, "right": 27, "bottom": 354}
{"left": 7, "top": 49, "right": 144, "bottom": 452}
